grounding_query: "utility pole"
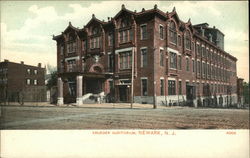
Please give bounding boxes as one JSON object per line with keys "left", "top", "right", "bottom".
{"left": 131, "top": 47, "right": 135, "bottom": 108}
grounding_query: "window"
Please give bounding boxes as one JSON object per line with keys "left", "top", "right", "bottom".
{"left": 202, "top": 63, "right": 206, "bottom": 77}
{"left": 67, "top": 35, "right": 76, "bottom": 53}
{"left": 202, "top": 47, "right": 205, "bottom": 58}
{"left": 178, "top": 35, "right": 181, "bottom": 46}
{"left": 186, "top": 58, "right": 190, "bottom": 71}
{"left": 160, "top": 79, "right": 164, "bottom": 95}
{"left": 26, "top": 79, "right": 30, "bottom": 85}
{"left": 108, "top": 33, "right": 113, "bottom": 46}
{"left": 109, "top": 80, "right": 114, "bottom": 92}
{"left": 141, "top": 78, "right": 148, "bottom": 96}
{"left": 168, "top": 80, "right": 176, "bottom": 95}
{"left": 178, "top": 81, "right": 182, "bottom": 95}
{"left": 141, "top": 48, "right": 147, "bottom": 67}
{"left": 121, "top": 19, "right": 130, "bottom": 28}
{"left": 119, "top": 30, "right": 132, "bottom": 43}
{"left": 34, "top": 70, "right": 37, "bottom": 75}
{"left": 169, "top": 52, "right": 177, "bottom": 69}
{"left": 27, "top": 69, "right": 31, "bottom": 74}
{"left": 192, "top": 60, "right": 195, "bottom": 73}
{"left": 198, "top": 61, "right": 201, "bottom": 74}
{"left": 60, "top": 45, "right": 64, "bottom": 55}
{"left": 160, "top": 49, "right": 164, "bottom": 66}
{"left": 185, "top": 31, "right": 191, "bottom": 50}
{"left": 178, "top": 55, "right": 182, "bottom": 70}
{"left": 82, "top": 40, "right": 86, "bottom": 51}
{"left": 92, "top": 27, "right": 100, "bottom": 35}
{"left": 140, "top": 24, "right": 147, "bottom": 40}
{"left": 159, "top": 25, "right": 164, "bottom": 39}
{"left": 67, "top": 59, "right": 76, "bottom": 72}
{"left": 108, "top": 54, "right": 114, "bottom": 71}
{"left": 34, "top": 79, "right": 37, "bottom": 85}
{"left": 119, "top": 51, "right": 132, "bottom": 69}
{"left": 169, "top": 21, "right": 177, "bottom": 44}
{"left": 90, "top": 37, "right": 100, "bottom": 49}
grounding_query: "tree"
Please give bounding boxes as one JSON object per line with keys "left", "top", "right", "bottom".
{"left": 46, "top": 71, "right": 57, "bottom": 90}
{"left": 243, "top": 82, "right": 249, "bottom": 104}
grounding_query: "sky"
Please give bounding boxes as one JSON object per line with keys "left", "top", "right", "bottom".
{"left": 0, "top": 1, "right": 249, "bottom": 81}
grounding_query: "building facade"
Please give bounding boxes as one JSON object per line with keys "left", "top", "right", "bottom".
{"left": 0, "top": 60, "right": 46, "bottom": 103}
{"left": 53, "top": 5, "right": 238, "bottom": 107}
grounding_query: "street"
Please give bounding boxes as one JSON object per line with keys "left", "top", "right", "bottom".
{"left": 0, "top": 104, "right": 249, "bottom": 129}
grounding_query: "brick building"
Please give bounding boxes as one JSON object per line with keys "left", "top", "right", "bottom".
{"left": 0, "top": 60, "right": 46, "bottom": 103}
{"left": 53, "top": 5, "right": 238, "bottom": 107}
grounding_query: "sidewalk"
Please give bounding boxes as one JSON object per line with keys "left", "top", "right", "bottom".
{"left": 1, "top": 102, "right": 172, "bottom": 109}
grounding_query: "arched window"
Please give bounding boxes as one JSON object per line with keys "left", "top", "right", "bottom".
{"left": 185, "top": 31, "right": 191, "bottom": 50}
{"left": 169, "top": 21, "right": 177, "bottom": 44}
{"left": 120, "top": 19, "right": 130, "bottom": 28}
{"left": 92, "top": 27, "right": 100, "bottom": 35}
{"left": 67, "top": 33, "right": 76, "bottom": 54}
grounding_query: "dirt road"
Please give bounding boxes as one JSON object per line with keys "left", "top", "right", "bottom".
{"left": 0, "top": 104, "right": 249, "bottom": 129}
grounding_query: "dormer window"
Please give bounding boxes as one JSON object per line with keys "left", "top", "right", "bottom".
{"left": 169, "top": 21, "right": 177, "bottom": 44}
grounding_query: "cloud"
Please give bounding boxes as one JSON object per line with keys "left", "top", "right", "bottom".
{"left": 1, "top": 1, "right": 248, "bottom": 81}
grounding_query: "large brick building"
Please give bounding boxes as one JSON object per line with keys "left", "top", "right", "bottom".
{"left": 53, "top": 5, "right": 238, "bottom": 107}
{"left": 0, "top": 60, "right": 46, "bottom": 103}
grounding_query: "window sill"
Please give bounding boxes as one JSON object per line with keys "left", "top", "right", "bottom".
{"left": 170, "top": 42, "right": 177, "bottom": 45}
{"left": 169, "top": 68, "right": 177, "bottom": 70}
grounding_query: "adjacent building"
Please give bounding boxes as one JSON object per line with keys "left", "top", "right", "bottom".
{"left": 53, "top": 5, "right": 238, "bottom": 107}
{"left": 0, "top": 60, "right": 46, "bottom": 103}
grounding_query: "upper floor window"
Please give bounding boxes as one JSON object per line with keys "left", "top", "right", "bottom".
{"left": 90, "top": 37, "right": 100, "bottom": 49}
{"left": 160, "top": 49, "right": 164, "bottom": 66}
{"left": 140, "top": 24, "right": 147, "bottom": 40}
{"left": 169, "top": 52, "right": 177, "bottom": 69}
{"left": 141, "top": 48, "right": 147, "bottom": 67}
{"left": 82, "top": 40, "right": 86, "bottom": 51}
{"left": 169, "top": 21, "right": 177, "bottom": 44}
{"left": 34, "top": 70, "right": 37, "bottom": 75}
{"left": 178, "top": 35, "right": 181, "bottom": 46}
{"left": 178, "top": 55, "right": 182, "bottom": 70}
{"left": 67, "top": 59, "right": 76, "bottom": 72}
{"left": 92, "top": 27, "right": 100, "bottom": 35}
{"left": 27, "top": 69, "right": 31, "bottom": 74}
{"left": 192, "top": 60, "right": 195, "bottom": 73}
{"left": 34, "top": 79, "right": 37, "bottom": 85}
{"left": 26, "top": 79, "right": 30, "bottom": 85}
{"left": 119, "top": 30, "right": 132, "bottom": 43}
{"left": 159, "top": 25, "right": 164, "bottom": 39}
{"left": 108, "top": 32, "right": 113, "bottom": 46}
{"left": 60, "top": 45, "right": 64, "bottom": 55}
{"left": 121, "top": 19, "right": 130, "bottom": 28}
{"left": 185, "top": 31, "right": 191, "bottom": 50}
{"left": 186, "top": 58, "right": 190, "bottom": 71}
{"left": 119, "top": 51, "right": 132, "bottom": 69}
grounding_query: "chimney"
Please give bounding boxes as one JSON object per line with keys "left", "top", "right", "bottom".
{"left": 4, "top": 59, "right": 9, "bottom": 62}
{"left": 21, "top": 61, "right": 24, "bottom": 64}
{"left": 38, "top": 63, "right": 41, "bottom": 67}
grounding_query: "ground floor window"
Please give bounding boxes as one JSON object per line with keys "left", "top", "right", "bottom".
{"left": 178, "top": 81, "right": 182, "bottom": 95}
{"left": 168, "top": 80, "right": 176, "bottom": 95}
{"left": 141, "top": 78, "right": 148, "bottom": 96}
{"left": 160, "top": 79, "right": 164, "bottom": 95}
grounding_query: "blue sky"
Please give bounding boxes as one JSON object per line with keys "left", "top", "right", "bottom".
{"left": 0, "top": 1, "right": 249, "bottom": 81}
